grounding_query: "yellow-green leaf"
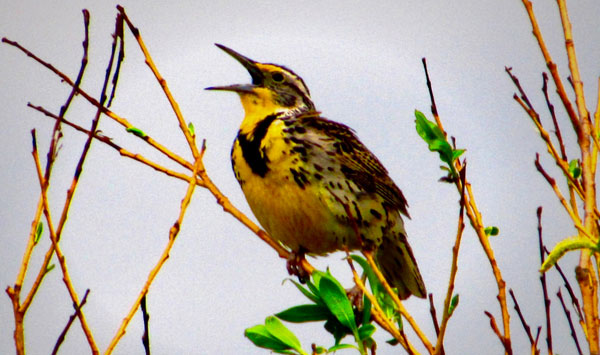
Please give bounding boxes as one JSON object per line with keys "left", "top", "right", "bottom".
{"left": 541, "top": 236, "right": 598, "bottom": 272}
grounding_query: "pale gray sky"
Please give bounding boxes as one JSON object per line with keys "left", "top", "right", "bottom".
{"left": 2, "top": 1, "right": 599, "bottom": 354}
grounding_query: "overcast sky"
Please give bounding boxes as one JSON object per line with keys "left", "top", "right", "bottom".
{"left": 2, "top": 1, "right": 599, "bottom": 354}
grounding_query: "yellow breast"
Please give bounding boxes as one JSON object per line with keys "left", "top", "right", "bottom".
{"left": 231, "top": 120, "right": 350, "bottom": 254}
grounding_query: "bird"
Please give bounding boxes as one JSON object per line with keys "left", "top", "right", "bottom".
{"left": 206, "top": 44, "right": 426, "bottom": 299}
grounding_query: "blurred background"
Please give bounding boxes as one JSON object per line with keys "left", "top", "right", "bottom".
{"left": 1, "top": 1, "right": 599, "bottom": 354}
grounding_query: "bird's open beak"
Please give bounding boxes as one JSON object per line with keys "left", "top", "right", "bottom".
{"left": 205, "top": 43, "right": 264, "bottom": 92}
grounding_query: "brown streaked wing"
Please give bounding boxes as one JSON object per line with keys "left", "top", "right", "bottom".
{"left": 298, "top": 113, "right": 410, "bottom": 217}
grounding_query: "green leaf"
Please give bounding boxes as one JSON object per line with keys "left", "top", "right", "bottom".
{"left": 287, "top": 279, "right": 321, "bottom": 304}
{"left": 318, "top": 275, "right": 357, "bottom": 333}
{"left": 34, "top": 221, "right": 43, "bottom": 244}
{"left": 126, "top": 127, "right": 147, "bottom": 138}
{"left": 245, "top": 324, "right": 295, "bottom": 353}
{"left": 349, "top": 255, "right": 381, "bottom": 295}
{"left": 448, "top": 294, "right": 460, "bottom": 316}
{"left": 541, "top": 236, "right": 599, "bottom": 272}
{"left": 415, "top": 110, "right": 445, "bottom": 142}
{"left": 349, "top": 256, "right": 398, "bottom": 320}
{"left": 569, "top": 159, "right": 581, "bottom": 179}
{"left": 264, "top": 316, "right": 304, "bottom": 353}
{"left": 484, "top": 226, "right": 499, "bottom": 237}
{"left": 45, "top": 263, "right": 55, "bottom": 274}
{"left": 313, "top": 345, "right": 326, "bottom": 354}
{"left": 357, "top": 323, "right": 376, "bottom": 340}
{"left": 276, "top": 304, "right": 330, "bottom": 323}
{"left": 452, "top": 149, "right": 466, "bottom": 161}
{"left": 328, "top": 343, "right": 358, "bottom": 352}
{"left": 415, "top": 110, "right": 462, "bottom": 175}
{"left": 187, "top": 121, "right": 195, "bottom": 137}
{"left": 324, "top": 318, "right": 351, "bottom": 344}
{"left": 362, "top": 294, "right": 372, "bottom": 326}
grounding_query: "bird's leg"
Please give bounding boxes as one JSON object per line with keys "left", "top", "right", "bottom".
{"left": 286, "top": 247, "right": 309, "bottom": 283}
{"left": 346, "top": 272, "right": 366, "bottom": 310}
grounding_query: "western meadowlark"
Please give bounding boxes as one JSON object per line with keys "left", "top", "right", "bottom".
{"left": 207, "top": 44, "right": 426, "bottom": 299}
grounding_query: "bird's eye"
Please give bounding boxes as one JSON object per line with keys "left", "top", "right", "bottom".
{"left": 272, "top": 72, "right": 284, "bottom": 83}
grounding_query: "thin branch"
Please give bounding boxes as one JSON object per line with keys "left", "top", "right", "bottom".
{"left": 107, "top": 13, "right": 124, "bottom": 107}
{"left": 484, "top": 311, "right": 511, "bottom": 353}
{"left": 463, "top": 183, "right": 512, "bottom": 355}
{"left": 104, "top": 157, "right": 202, "bottom": 354}
{"left": 345, "top": 256, "right": 417, "bottom": 354}
{"left": 534, "top": 154, "right": 589, "bottom": 238}
{"left": 28, "top": 103, "right": 194, "bottom": 184}
{"left": 508, "top": 289, "right": 539, "bottom": 355}
{"left": 363, "top": 251, "right": 433, "bottom": 353}
{"left": 2, "top": 36, "right": 194, "bottom": 175}
{"left": 117, "top": 5, "right": 199, "bottom": 159}
{"left": 434, "top": 163, "right": 467, "bottom": 355}
{"left": 428, "top": 294, "right": 441, "bottom": 338}
{"left": 542, "top": 72, "right": 568, "bottom": 161}
{"left": 519, "top": 0, "right": 581, "bottom": 137}
{"left": 31, "top": 133, "right": 99, "bottom": 354}
{"left": 506, "top": 67, "right": 583, "bottom": 197}
{"left": 536, "top": 207, "right": 553, "bottom": 355}
{"left": 558, "top": 0, "right": 600, "bottom": 347}
{"left": 421, "top": 58, "right": 444, "bottom": 134}
{"left": 19, "top": 10, "right": 91, "bottom": 314}
{"left": 545, "top": 246, "right": 585, "bottom": 323}
{"left": 52, "top": 289, "right": 91, "bottom": 355}
{"left": 141, "top": 294, "right": 151, "bottom": 355}
{"left": 557, "top": 288, "right": 584, "bottom": 355}
{"left": 556, "top": 0, "right": 588, "bottom": 126}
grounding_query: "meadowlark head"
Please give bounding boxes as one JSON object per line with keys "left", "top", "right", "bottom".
{"left": 206, "top": 44, "right": 315, "bottom": 117}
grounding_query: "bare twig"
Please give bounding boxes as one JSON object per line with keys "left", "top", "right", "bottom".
{"left": 52, "top": 289, "right": 91, "bottom": 355}
{"left": 545, "top": 246, "right": 584, "bottom": 323}
{"left": 31, "top": 131, "right": 99, "bottom": 353}
{"left": 28, "top": 103, "right": 194, "bottom": 183}
{"left": 345, "top": 256, "right": 416, "bottom": 353}
{"left": 433, "top": 164, "right": 467, "bottom": 355}
{"left": 105, "top": 158, "right": 202, "bottom": 354}
{"left": 542, "top": 73, "right": 568, "bottom": 161}
{"left": 508, "top": 289, "right": 539, "bottom": 355}
{"left": 534, "top": 154, "right": 589, "bottom": 237}
{"left": 484, "top": 311, "right": 510, "bottom": 352}
{"left": 557, "top": 288, "right": 584, "bottom": 355}
{"left": 506, "top": 67, "right": 583, "bottom": 197}
{"left": 15, "top": 10, "right": 92, "bottom": 317}
{"left": 536, "top": 207, "right": 553, "bottom": 354}
{"left": 519, "top": 0, "right": 580, "bottom": 137}
{"left": 141, "top": 295, "right": 151, "bottom": 355}
{"left": 421, "top": 57, "right": 444, "bottom": 134}
{"left": 422, "top": 58, "right": 511, "bottom": 353}
{"left": 428, "top": 294, "right": 441, "bottom": 338}
{"left": 117, "top": 5, "right": 199, "bottom": 159}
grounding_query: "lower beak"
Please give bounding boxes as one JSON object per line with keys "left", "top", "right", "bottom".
{"left": 205, "top": 84, "right": 255, "bottom": 93}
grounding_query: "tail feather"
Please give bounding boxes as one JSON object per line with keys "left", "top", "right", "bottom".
{"left": 376, "top": 232, "right": 426, "bottom": 299}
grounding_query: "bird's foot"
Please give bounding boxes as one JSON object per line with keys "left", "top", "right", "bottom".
{"left": 286, "top": 249, "right": 309, "bottom": 284}
{"left": 346, "top": 284, "right": 364, "bottom": 310}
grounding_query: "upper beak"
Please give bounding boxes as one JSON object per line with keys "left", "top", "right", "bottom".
{"left": 205, "top": 43, "right": 264, "bottom": 92}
